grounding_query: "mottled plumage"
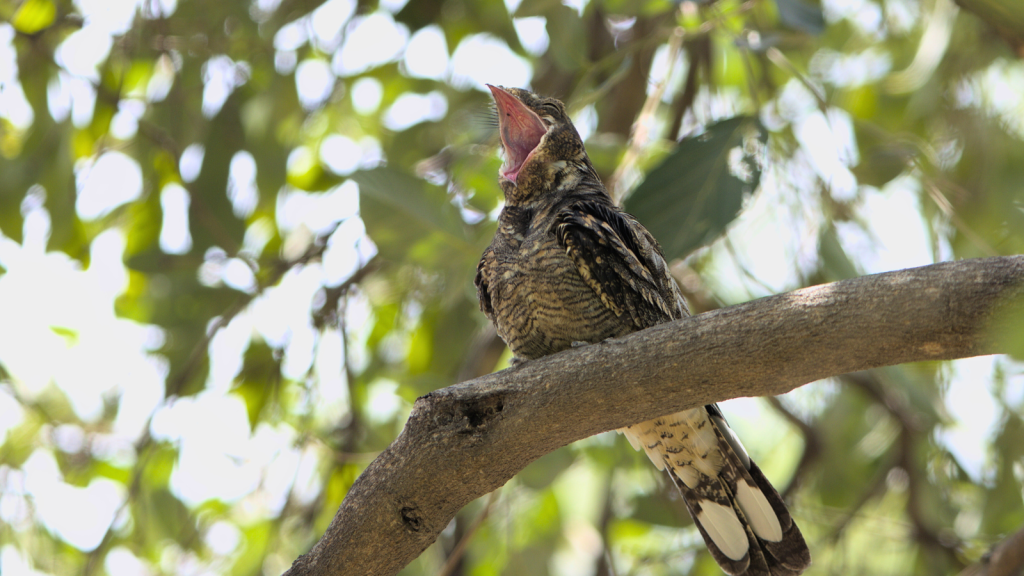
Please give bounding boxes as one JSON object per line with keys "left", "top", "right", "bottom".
{"left": 475, "top": 85, "right": 810, "bottom": 575}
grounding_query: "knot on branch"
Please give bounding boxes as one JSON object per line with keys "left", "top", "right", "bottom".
{"left": 414, "top": 388, "right": 508, "bottom": 433}
{"left": 461, "top": 395, "right": 504, "bottom": 430}
{"left": 400, "top": 505, "right": 423, "bottom": 532}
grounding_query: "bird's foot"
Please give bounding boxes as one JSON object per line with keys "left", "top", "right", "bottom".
{"left": 570, "top": 341, "right": 590, "bottom": 348}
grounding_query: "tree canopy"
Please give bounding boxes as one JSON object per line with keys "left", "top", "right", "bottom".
{"left": 0, "top": 0, "right": 1023, "bottom": 575}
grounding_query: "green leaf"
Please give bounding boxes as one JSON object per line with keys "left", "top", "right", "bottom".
{"left": 818, "top": 224, "right": 861, "bottom": 281}
{"left": 518, "top": 447, "right": 575, "bottom": 489}
{"left": 351, "top": 167, "right": 470, "bottom": 251}
{"left": 599, "top": 0, "right": 674, "bottom": 16}
{"left": 545, "top": 5, "right": 587, "bottom": 71}
{"left": 852, "top": 124, "right": 915, "bottom": 188}
{"left": 49, "top": 326, "right": 79, "bottom": 347}
{"left": 513, "top": 0, "right": 561, "bottom": 17}
{"left": 0, "top": 185, "right": 24, "bottom": 245}
{"left": 12, "top": 0, "right": 56, "bottom": 34}
{"left": 624, "top": 116, "right": 767, "bottom": 261}
{"left": 988, "top": 291, "right": 1024, "bottom": 360}
{"left": 232, "top": 339, "right": 282, "bottom": 427}
{"left": 631, "top": 490, "right": 692, "bottom": 526}
{"left": 774, "top": 0, "right": 826, "bottom": 35}
{"left": 955, "top": 0, "right": 1024, "bottom": 44}
{"left": 231, "top": 521, "right": 273, "bottom": 576}
{"left": 189, "top": 94, "right": 247, "bottom": 254}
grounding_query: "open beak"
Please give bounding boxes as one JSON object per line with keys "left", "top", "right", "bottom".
{"left": 487, "top": 84, "right": 547, "bottom": 184}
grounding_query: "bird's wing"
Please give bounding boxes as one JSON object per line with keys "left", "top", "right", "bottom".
{"left": 474, "top": 245, "right": 496, "bottom": 321}
{"left": 554, "top": 200, "right": 686, "bottom": 328}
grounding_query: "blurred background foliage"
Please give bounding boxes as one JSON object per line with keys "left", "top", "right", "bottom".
{"left": 0, "top": 0, "right": 1023, "bottom": 574}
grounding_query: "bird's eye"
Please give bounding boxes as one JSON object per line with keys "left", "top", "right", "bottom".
{"left": 540, "top": 115, "right": 555, "bottom": 126}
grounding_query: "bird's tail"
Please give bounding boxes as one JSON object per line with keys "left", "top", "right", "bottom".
{"left": 621, "top": 408, "right": 810, "bottom": 575}
{"left": 669, "top": 456, "right": 809, "bottom": 575}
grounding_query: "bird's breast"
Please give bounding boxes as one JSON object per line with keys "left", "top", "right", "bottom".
{"left": 486, "top": 230, "right": 633, "bottom": 360}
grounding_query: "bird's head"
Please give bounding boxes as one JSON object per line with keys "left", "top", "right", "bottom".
{"left": 487, "top": 85, "right": 592, "bottom": 203}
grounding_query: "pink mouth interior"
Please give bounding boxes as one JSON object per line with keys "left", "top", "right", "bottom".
{"left": 487, "top": 85, "right": 548, "bottom": 184}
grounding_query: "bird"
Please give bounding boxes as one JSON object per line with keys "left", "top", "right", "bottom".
{"left": 474, "top": 84, "right": 811, "bottom": 576}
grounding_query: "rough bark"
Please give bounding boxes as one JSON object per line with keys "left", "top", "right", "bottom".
{"left": 983, "top": 525, "right": 1024, "bottom": 576}
{"left": 285, "top": 255, "right": 1024, "bottom": 576}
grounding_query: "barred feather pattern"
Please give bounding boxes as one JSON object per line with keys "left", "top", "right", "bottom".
{"left": 475, "top": 86, "right": 810, "bottom": 575}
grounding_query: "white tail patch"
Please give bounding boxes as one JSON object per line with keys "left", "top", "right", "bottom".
{"left": 735, "top": 481, "right": 783, "bottom": 542}
{"left": 696, "top": 501, "right": 748, "bottom": 561}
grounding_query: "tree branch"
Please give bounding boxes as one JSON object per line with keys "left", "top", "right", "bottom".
{"left": 986, "top": 525, "right": 1024, "bottom": 576}
{"left": 957, "top": 524, "right": 1024, "bottom": 576}
{"left": 285, "top": 256, "right": 1024, "bottom": 576}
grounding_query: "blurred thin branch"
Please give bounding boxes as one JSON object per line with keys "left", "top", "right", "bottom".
{"left": 666, "top": 34, "right": 711, "bottom": 141}
{"left": 593, "top": 475, "right": 618, "bottom": 576}
{"left": 609, "top": 7, "right": 685, "bottom": 202}
{"left": 823, "top": 449, "right": 897, "bottom": 542}
{"left": 846, "top": 372, "right": 964, "bottom": 569}
{"left": 323, "top": 255, "right": 383, "bottom": 454}
{"left": 437, "top": 490, "right": 500, "bottom": 576}
{"left": 919, "top": 171, "right": 999, "bottom": 258}
{"left": 766, "top": 47, "right": 827, "bottom": 109}
{"left": 456, "top": 326, "right": 507, "bottom": 383}
{"left": 764, "top": 396, "right": 821, "bottom": 500}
